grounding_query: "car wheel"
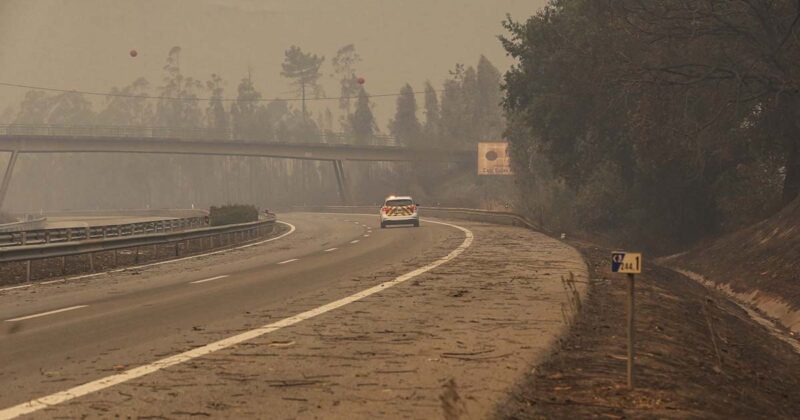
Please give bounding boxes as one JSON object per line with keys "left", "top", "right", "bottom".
{"left": 380, "top": 222, "right": 386, "bottom": 229}
{"left": 413, "top": 221, "right": 420, "bottom": 227}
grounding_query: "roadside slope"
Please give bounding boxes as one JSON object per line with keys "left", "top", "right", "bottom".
{"left": 671, "top": 197, "right": 800, "bottom": 332}
{"left": 498, "top": 242, "right": 800, "bottom": 419}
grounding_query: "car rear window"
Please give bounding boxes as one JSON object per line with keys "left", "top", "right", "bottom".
{"left": 386, "top": 199, "right": 413, "bottom": 207}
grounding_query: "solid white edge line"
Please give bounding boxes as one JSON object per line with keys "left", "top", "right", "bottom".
{"left": 0, "top": 221, "right": 297, "bottom": 293}
{"left": 277, "top": 258, "right": 299, "bottom": 265}
{"left": 5, "top": 305, "right": 88, "bottom": 323}
{"left": 0, "top": 219, "right": 472, "bottom": 419}
{"left": 189, "top": 275, "right": 229, "bottom": 285}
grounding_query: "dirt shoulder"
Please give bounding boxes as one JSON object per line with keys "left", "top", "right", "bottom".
{"left": 497, "top": 241, "right": 800, "bottom": 419}
{"left": 37, "top": 220, "right": 588, "bottom": 419}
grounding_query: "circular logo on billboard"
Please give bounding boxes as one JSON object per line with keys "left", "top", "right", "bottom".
{"left": 485, "top": 150, "right": 498, "bottom": 161}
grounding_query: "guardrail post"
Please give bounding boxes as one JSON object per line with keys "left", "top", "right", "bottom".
{"left": 134, "top": 246, "right": 140, "bottom": 264}
{"left": 102, "top": 227, "right": 108, "bottom": 238}
{"left": 21, "top": 231, "right": 27, "bottom": 246}
{"left": 45, "top": 231, "right": 51, "bottom": 243}
{"left": 61, "top": 256, "right": 66, "bottom": 275}
{"left": 67, "top": 229, "right": 73, "bottom": 242}
{"left": 175, "top": 241, "right": 180, "bottom": 256}
{"left": 88, "top": 252, "right": 94, "bottom": 272}
{"left": 113, "top": 249, "right": 118, "bottom": 266}
{"left": 25, "top": 260, "right": 31, "bottom": 282}
{"left": 153, "top": 244, "right": 157, "bottom": 259}
{"left": 85, "top": 227, "right": 91, "bottom": 241}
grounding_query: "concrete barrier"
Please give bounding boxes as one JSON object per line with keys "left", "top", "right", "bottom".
{"left": 0, "top": 217, "right": 47, "bottom": 233}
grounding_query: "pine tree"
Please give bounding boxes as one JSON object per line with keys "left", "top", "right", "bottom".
{"left": 389, "top": 84, "right": 422, "bottom": 147}
{"left": 349, "top": 87, "right": 376, "bottom": 145}
{"left": 281, "top": 46, "right": 325, "bottom": 121}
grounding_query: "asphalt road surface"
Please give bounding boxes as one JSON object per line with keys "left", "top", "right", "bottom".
{"left": 0, "top": 212, "right": 587, "bottom": 419}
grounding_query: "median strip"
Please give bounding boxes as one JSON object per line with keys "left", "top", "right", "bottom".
{"left": 5, "top": 305, "right": 88, "bottom": 322}
{"left": 0, "top": 221, "right": 296, "bottom": 294}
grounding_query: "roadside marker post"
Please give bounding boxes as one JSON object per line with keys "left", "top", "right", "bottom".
{"left": 612, "top": 251, "right": 642, "bottom": 389}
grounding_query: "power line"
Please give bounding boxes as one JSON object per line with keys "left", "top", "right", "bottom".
{"left": 0, "top": 81, "right": 445, "bottom": 103}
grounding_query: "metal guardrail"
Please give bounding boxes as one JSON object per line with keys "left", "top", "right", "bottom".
{"left": 0, "top": 124, "right": 398, "bottom": 146}
{"left": 0, "top": 215, "right": 277, "bottom": 283}
{"left": 292, "top": 205, "right": 541, "bottom": 231}
{"left": 0, "top": 216, "right": 209, "bottom": 247}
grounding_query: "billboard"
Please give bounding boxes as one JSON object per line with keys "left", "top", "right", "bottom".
{"left": 477, "top": 142, "right": 513, "bottom": 176}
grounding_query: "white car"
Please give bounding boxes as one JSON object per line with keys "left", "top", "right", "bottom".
{"left": 380, "top": 196, "right": 419, "bottom": 228}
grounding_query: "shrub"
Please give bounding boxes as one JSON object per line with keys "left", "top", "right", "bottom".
{"left": 209, "top": 204, "right": 259, "bottom": 226}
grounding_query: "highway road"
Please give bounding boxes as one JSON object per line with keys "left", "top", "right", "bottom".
{"left": 0, "top": 212, "right": 587, "bottom": 419}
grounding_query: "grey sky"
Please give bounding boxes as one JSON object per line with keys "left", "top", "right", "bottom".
{"left": 0, "top": 0, "right": 546, "bottom": 129}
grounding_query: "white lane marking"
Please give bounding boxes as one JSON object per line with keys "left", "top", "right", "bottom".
{"left": 363, "top": 234, "right": 370, "bottom": 238}
{"left": 324, "top": 248, "right": 338, "bottom": 252}
{"left": 0, "top": 222, "right": 296, "bottom": 294}
{"left": 350, "top": 240, "right": 360, "bottom": 244}
{"left": 5, "top": 305, "right": 88, "bottom": 323}
{"left": 0, "top": 219, "right": 472, "bottom": 419}
{"left": 0, "top": 284, "right": 31, "bottom": 291}
{"left": 189, "top": 275, "right": 229, "bottom": 285}
{"left": 277, "top": 258, "right": 299, "bottom": 265}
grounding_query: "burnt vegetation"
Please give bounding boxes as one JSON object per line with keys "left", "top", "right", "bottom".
{"left": 502, "top": 0, "right": 800, "bottom": 251}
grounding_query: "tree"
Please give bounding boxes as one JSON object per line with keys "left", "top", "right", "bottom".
{"left": 475, "top": 55, "right": 503, "bottom": 141}
{"left": 331, "top": 44, "right": 361, "bottom": 115}
{"left": 230, "top": 75, "right": 264, "bottom": 140}
{"left": 281, "top": 45, "right": 325, "bottom": 121}
{"left": 388, "top": 84, "right": 422, "bottom": 147}
{"left": 97, "top": 78, "right": 153, "bottom": 126}
{"left": 349, "top": 87, "right": 376, "bottom": 145}
{"left": 155, "top": 46, "right": 203, "bottom": 128}
{"left": 500, "top": 0, "right": 800, "bottom": 249}
{"left": 422, "top": 81, "right": 441, "bottom": 143}
{"left": 206, "top": 73, "right": 228, "bottom": 133}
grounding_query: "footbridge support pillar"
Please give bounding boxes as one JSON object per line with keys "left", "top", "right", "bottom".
{"left": 332, "top": 160, "right": 350, "bottom": 205}
{"left": 0, "top": 150, "right": 19, "bottom": 211}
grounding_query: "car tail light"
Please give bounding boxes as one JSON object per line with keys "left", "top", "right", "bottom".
{"left": 382, "top": 206, "right": 389, "bottom": 213}
{"left": 410, "top": 205, "right": 417, "bottom": 212}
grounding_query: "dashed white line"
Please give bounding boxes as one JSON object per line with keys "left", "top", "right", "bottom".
{"left": 277, "top": 258, "right": 299, "bottom": 265}
{"left": 363, "top": 234, "right": 370, "bottom": 238}
{"left": 324, "top": 248, "right": 338, "bottom": 252}
{"left": 189, "top": 275, "right": 229, "bottom": 285}
{"left": 5, "top": 305, "right": 88, "bottom": 322}
{"left": 0, "top": 220, "right": 473, "bottom": 419}
{"left": 0, "top": 221, "right": 296, "bottom": 294}
{"left": 350, "top": 240, "right": 360, "bottom": 244}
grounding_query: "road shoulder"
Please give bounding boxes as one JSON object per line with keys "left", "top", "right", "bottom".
{"left": 496, "top": 240, "right": 800, "bottom": 419}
